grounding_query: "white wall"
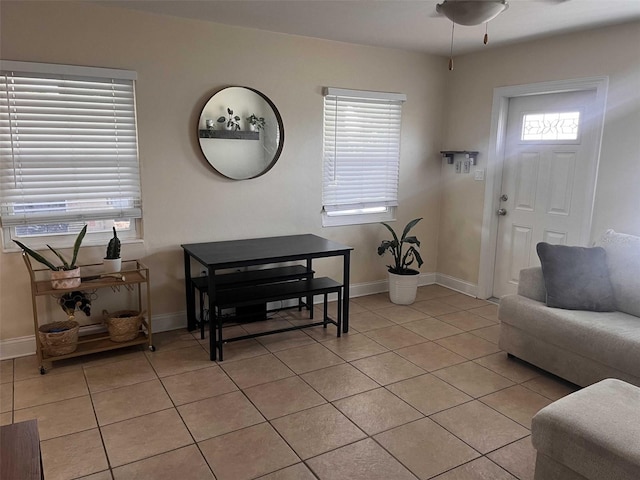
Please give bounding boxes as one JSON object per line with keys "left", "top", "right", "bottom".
{"left": 437, "top": 21, "right": 640, "bottom": 287}
{"left": 0, "top": 1, "right": 446, "bottom": 341}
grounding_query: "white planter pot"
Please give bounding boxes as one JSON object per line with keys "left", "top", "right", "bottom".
{"left": 51, "top": 267, "right": 81, "bottom": 290}
{"left": 388, "top": 271, "right": 419, "bottom": 305}
{"left": 103, "top": 258, "right": 122, "bottom": 273}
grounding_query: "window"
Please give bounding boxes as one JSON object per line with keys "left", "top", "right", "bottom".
{"left": 322, "top": 87, "right": 406, "bottom": 227}
{"left": 0, "top": 61, "right": 142, "bottom": 248}
{"left": 521, "top": 111, "right": 581, "bottom": 141}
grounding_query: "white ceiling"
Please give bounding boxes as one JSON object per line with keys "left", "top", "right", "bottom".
{"left": 97, "top": 0, "right": 640, "bottom": 56}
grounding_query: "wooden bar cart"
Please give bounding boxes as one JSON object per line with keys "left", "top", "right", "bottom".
{"left": 22, "top": 254, "right": 154, "bottom": 374}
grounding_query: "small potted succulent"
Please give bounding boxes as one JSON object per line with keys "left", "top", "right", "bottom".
{"left": 13, "top": 225, "right": 87, "bottom": 289}
{"left": 246, "top": 114, "right": 266, "bottom": 132}
{"left": 217, "top": 107, "right": 241, "bottom": 131}
{"left": 377, "top": 218, "right": 424, "bottom": 304}
{"left": 104, "top": 227, "right": 121, "bottom": 272}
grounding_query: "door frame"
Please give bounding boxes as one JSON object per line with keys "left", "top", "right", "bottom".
{"left": 477, "top": 76, "right": 609, "bottom": 299}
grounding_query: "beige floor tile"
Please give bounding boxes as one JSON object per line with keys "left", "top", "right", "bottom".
{"left": 242, "top": 317, "right": 294, "bottom": 335}
{"left": 375, "top": 305, "right": 429, "bottom": 324}
{"left": 215, "top": 338, "right": 270, "bottom": 362}
{"left": 257, "top": 463, "right": 316, "bottom": 480}
{"left": 439, "top": 294, "right": 491, "bottom": 310}
{"left": 432, "top": 457, "right": 517, "bottom": 480}
{"left": 271, "top": 403, "right": 366, "bottom": 459}
{"left": 351, "top": 352, "right": 425, "bottom": 385}
{"left": 146, "top": 344, "right": 211, "bottom": 377}
{"left": 431, "top": 401, "right": 529, "bottom": 454}
{"left": 41, "top": 428, "right": 108, "bottom": 480}
{"left": 78, "top": 349, "right": 146, "bottom": 370}
{"left": 351, "top": 292, "right": 394, "bottom": 310}
{"left": 244, "top": 376, "right": 326, "bottom": 419}
{"left": 0, "top": 412, "right": 12, "bottom": 425}
{"left": 275, "top": 343, "right": 343, "bottom": 374}
{"left": 303, "top": 324, "right": 353, "bottom": 342}
{"left": 151, "top": 329, "right": 200, "bottom": 351}
{"left": 178, "top": 390, "right": 264, "bottom": 441}
{"left": 92, "top": 379, "right": 173, "bottom": 426}
{"left": 14, "top": 395, "right": 96, "bottom": 440}
{"left": 301, "top": 363, "right": 379, "bottom": 401}
{"left": 199, "top": 422, "right": 300, "bottom": 480}
{"left": 161, "top": 365, "right": 237, "bottom": 405}
{"left": 333, "top": 387, "right": 422, "bottom": 435}
{"left": 521, "top": 374, "right": 578, "bottom": 401}
{"left": 395, "top": 342, "right": 467, "bottom": 371}
{"left": 111, "top": 444, "right": 215, "bottom": 480}
{"left": 468, "top": 304, "right": 499, "bottom": 322}
{"left": 474, "top": 353, "right": 541, "bottom": 383}
{"left": 84, "top": 356, "right": 155, "bottom": 393}
{"left": 221, "top": 354, "right": 294, "bottom": 388}
{"left": 487, "top": 436, "right": 536, "bottom": 480}
{"left": 0, "top": 359, "right": 13, "bottom": 384}
{"left": 469, "top": 325, "right": 501, "bottom": 344}
{"left": 415, "top": 285, "right": 458, "bottom": 301}
{"left": 306, "top": 438, "right": 418, "bottom": 480}
{"left": 14, "top": 354, "right": 82, "bottom": 381}
{"left": 14, "top": 369, "right": 88, "bottom": 409}
{"left": 101, "top": 408, "right": 193, "bottom": 467}
{"left": 433, "top": 362, "right": 514, "bottom": 397}
{"left": 346, "top": 310, "right": 395, "bottom": 332}
{"left": 374, "top": 418, "right": 479, "bottom": 479}
{"left": 387, "top": 374, "right": 472, "bottom": 415}
{"left": 436, "top": 333, "right": 502, "bottom": 360}
{"left": 402, "top": 317, "right": 465, "bottom": 340}
{"left": 310, "top": 299, "right": 367, "bottom": 319}
{"left": 77, "top": 471, "right": 113, "bottom": 480}
{"left": 480, "top": 385, "right": 552, "bottom": 428}
{"left": 257, "top": 330, "right": 317, "bottom": 352}
{"left": 437, "top": 311, "right": 496, "bottom": 331}
{"left": 322, "top": 333, "right": 388, "bottom": 362}
{"left": 364, "top": 325, "right": 428, "bottom": 350}
{"left": 0, "top": 382, "right": 12, "bottom": 413}
{"left": 412, "top": 299, "right": 462, "bottom": 317}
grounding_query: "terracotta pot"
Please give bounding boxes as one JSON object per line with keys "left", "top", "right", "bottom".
{"left": 50, "top": 267, "right": 81, "bottom": 289}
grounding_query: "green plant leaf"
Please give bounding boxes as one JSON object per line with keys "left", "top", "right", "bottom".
{"left": 12, "top": 240, "right": 59, "bottom": 270}
{"left": 400, "top": 218, "right": 422, "bottom": 242}
{"left": 407, "top": 246, "right": 424, "bottom": 268}
{"left": 403, "top": 236, "right": 420, "bottom": 247}
{"left": 70, "top": 224, "right": 87, "bottom": 268}
{"left": 47, "top": 245, "right": 70, "bottom": 270}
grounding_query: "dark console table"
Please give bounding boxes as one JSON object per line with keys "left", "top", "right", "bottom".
{"left": 182, "top": 234, "right": 353, "bottom": 360}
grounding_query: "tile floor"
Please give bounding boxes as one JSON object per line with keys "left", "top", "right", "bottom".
{"left": 0, "top": 285, "right": 580, "bottom": 480}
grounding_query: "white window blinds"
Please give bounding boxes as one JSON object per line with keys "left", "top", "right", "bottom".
{"left": 0, "top": 61, "right": 141, "bottom": 227}
{"left": 322, "top": 87, "right": 406, "bottom": 213}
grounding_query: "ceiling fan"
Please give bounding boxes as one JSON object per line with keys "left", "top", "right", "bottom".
{"left": 434, "top": 0, "right": 569, "bottom": 70}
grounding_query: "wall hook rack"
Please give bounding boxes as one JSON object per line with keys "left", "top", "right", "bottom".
{"left": 440, "top": 151, "right": 479, "bottom": 165}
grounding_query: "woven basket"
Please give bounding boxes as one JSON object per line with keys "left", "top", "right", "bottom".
{"left": 38, "top": 320, "right": 80, "bottom": 356}
{"left": 103, "top": 310, "right": 144, "bottom": 342}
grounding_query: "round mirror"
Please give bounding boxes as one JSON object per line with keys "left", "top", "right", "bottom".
{"left": 198, "top": 86, "right": 284, "bottom": 180}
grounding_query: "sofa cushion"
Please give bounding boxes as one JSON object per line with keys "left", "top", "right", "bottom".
{"left": 594, "top": 229, "right": 640, "bottom": 317}
{"left": 499, "top": 294, "right": 640, "bottom": 378}
{"left": 536, "top": 242, "right": 615, "bottom": 311}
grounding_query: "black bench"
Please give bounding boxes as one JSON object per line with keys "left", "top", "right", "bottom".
{"left": 190, "top": 264, "right": 314, "bottom": 339}
{"left": 213, "top": 276, "right": 343, "bottom": 361}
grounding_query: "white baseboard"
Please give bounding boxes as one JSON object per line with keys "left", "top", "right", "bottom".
{"left": 0, "top": 271, "right": 475, "bottom": 360}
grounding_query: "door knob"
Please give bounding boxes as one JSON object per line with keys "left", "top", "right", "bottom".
{"left": 497, "top": 208, "right": 507, "bottom": 216}
{"left": 500, "top": 194, "right": 508, "bottom": 201}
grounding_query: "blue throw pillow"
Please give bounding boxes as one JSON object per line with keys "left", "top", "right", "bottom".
{"left": 536, "top": 242, "right": 615, "bottom": 311}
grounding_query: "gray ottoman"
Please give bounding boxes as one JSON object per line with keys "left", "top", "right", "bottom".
{"left": 531, "top": 378, "right": 640, "bottom": 480}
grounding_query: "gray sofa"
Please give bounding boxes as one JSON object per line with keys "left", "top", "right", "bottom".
{"left": 498, "top": 230, "right": 640, "bottom": 388}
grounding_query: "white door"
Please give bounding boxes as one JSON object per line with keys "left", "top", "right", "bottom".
{"left": 493, "top": 90, "right": 600, "bottom": 298}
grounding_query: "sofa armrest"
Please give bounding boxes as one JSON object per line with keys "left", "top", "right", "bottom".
{"left": 517, "top": 267, "right": 547, "bottom": 302}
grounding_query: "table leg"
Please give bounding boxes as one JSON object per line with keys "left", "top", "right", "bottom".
{"left": 208, "top": 268, "right": 217, "bottom": 361}
{"left": 307, "top": 258, "right": 313, "bottom": 319}
{"left": 343, "top": 251, "right": 350, "bottom": 333}
{"left": 184, "top": 250, "right": 196, "bottom": 331}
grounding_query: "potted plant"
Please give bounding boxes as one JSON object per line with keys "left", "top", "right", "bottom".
{"left": 104, "top": 227, "right": 122, "bottom": 272}
{"left": 217, "top": 107, "right": 241, "bottom": 131}
{"left": 13, "top": 225, "right": 87, "bottom": 289}
{"left": 246, "top": 114, "right": 266, "bottom": 132}
{"left": 377, "top": 218, "right": 424, "bottom": 304}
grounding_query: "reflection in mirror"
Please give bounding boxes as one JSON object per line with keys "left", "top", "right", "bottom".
{"left": 198, "top": 87, "right": 284, "bottom": 180}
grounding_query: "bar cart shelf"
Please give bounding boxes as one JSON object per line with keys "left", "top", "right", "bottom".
{"left": 22, "top": 255, "right": 154, "bottom": 374}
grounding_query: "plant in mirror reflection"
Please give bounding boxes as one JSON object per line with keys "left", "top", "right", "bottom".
{"left": 246, "top": 114, "right": 266, "bottom": 131}
{"left": 217, "top": 107, "right": 241, "bottom": 131}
